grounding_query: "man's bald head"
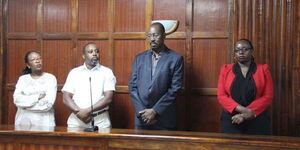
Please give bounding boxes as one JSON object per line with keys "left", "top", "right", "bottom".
{"left": 150, "top": 23, "right": 165, "bottom": 35}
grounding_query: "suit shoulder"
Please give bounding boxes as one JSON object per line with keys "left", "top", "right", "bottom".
{"left": 135, "top": 50, "right": 150, "bottom": 58}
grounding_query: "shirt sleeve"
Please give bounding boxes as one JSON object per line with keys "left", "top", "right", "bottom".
{"left": 26, "top": 74, "right": 57, "bottom": 112}
{"left": 103, "top": 69, "right": 116, "bottom": 92}
{"left": 62, "top": 70, "right": 75, "bottom": 94}
{"left": 13, "top": 76, "right": 40, "bottom": 108}
{"left": 217, "top": 65, "right": 239, "bottom": 113}
{"left": 246, "top": 64, "right": 274, "bottom": 116}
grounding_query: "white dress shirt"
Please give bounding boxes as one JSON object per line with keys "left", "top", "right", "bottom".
{"left": 62, "top": 63, "right": 116, "bottom": 128}
{"left": 13, "top": 72, "right": 57, "bottom": 126}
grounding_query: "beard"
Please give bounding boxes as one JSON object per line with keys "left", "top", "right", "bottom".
{"left": 86, "top": 59, "right": 99, "bottom": 66}
{"left": 91, "top": 59, "right": 98, "bottom": 66}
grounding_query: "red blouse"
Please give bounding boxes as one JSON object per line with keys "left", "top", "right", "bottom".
{"left": 217, "top": 64, "right": 274, "bottom": 116}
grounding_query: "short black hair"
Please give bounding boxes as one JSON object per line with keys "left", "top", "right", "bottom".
{"left": 82, "top": 42, "right": 97, "bottom": 54}
{"left": 150, "top": 22, "right": 165, "bottom": 34}
{"left": 24, "top": 51, "right": 39, "bottom": 64}
{"left": 237, "top": 39, "right": 254, "bottom": 50}
{"left": 22, "top": 51, "right": 40, "bottom": 75}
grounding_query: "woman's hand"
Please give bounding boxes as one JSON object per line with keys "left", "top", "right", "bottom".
{"left": 231, "top": 114, "right": 245, "bottom": 124}
{"left": 235, "top": 105, "right": 255, "bottom": 120}
{"left": 38, "top": 92, "right": 46, "bottom": 100}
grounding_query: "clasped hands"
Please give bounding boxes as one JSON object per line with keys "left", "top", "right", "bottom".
{"left": 75, "top": 108, "right": 92, "bottom": 123}
{"left": 232, "top": 105, "right": 255, "bottom": 124}
{"left": 139, "top": 109, "right": 157, "bottom": 125}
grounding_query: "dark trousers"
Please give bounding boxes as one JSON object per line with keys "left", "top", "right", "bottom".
{"left": 221, "top": 110, "right": 271, "bottom": 135}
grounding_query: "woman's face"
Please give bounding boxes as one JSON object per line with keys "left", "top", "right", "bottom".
{"left": 27, "top": 52, "right": 43, "bottom": 72}
{"left": 234, "top": 41, "right": 253, "bottom": 64}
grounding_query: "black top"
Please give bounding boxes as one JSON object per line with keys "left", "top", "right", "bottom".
{"left": 230, "top": 61, "right": 257, "bottom": 108}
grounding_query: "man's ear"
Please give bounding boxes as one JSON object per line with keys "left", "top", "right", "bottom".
{"left": 82, "top": 55, "right": 85, "bottom": 60}
{"left": 162, "top": 33, "right": 166, "bottom": 39}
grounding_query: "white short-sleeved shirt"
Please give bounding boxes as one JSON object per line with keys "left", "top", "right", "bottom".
{"left": 62, "top": 63, "right": 116, "bottom": 126}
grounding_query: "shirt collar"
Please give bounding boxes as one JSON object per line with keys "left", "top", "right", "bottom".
{"left": 151, "top": 45, "right": 169, "bottom": 55}
{"left": 83, "top": 63, "right": 101, "bottom": 71}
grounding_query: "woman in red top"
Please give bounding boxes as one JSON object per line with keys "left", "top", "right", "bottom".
{"left": 217, "top": 39, "right": 273, "bottom": 135}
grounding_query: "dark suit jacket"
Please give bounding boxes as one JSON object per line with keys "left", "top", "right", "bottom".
{"left": 128, "top": 47, "right": 183, "bottom": 129}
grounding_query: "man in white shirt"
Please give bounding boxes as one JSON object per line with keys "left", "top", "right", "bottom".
{"left": 62, "top": 42, "right": 116, "bottom": 128}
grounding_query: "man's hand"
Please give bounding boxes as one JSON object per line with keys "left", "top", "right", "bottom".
{"left": 148, "top": 119, "right": 158, "bottom": 125}
{"left": 139, "top": 109, "right": 157, "bottom": 125}
{"left": 231, "top": 114, "right": 245, "bottom": 124}
{"left": 76, "top": 108, "right": 91, "bottom": 123}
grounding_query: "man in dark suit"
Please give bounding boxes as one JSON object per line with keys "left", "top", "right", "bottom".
{"left": 129, "top": 23, "right": 184, "bottom": 130}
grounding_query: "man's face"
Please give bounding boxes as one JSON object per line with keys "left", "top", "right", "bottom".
{"left": 147, "top": 26, "right": 165, "bottom": 50}
{"left": 83, "top": 44, "right": 100, "bottom": 66}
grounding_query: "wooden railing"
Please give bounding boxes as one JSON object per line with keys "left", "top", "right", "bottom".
{"left": 0, "top": 125, "right": 299, "bottom": 150}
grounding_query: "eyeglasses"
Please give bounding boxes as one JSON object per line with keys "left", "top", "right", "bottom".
{"left": 146, "top": 33, "right": 162, "bottom": 39}
{"left": 234, "top": 48, "right": 252, "bottom": 53}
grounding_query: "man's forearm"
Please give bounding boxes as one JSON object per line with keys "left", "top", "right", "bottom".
{"left": 92, "top": 99, "right": 111, "bottom": 112}
{"left": 92, "top": 91, "right": 113, "bottom": 112}
{"left": 63, "top": 93, "right": 80, "bottom": 114}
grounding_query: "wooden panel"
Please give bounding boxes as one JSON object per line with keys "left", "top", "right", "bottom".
{"left": 7, "top": 40, "right": 38, "bottom": 83}
{"left": 42, "top": 40, "right": 73, "bottom": 84}
{"left": 114, "top": 40, "right": 145, "bottom": 85}
{"left": 0, "top": 0, "right": 3, "bottom": 123}
{"left": 191, "top": 39, "right": 228, "bottom": 89}
{"left": 77, "top": 40, "right": 110, "bottom": 67}
{"left": 114, "top": 0, "right": 145, "bottom": 32}
{"left": 7, "top": 91, "right": 15, "bottom": 125}
{"left": 0, "top": 143, "right": 14, "bottom": 150}
{"left": 110, "top": 94, "right": 134, "bottom": 129}
{"left": 20, "top": 144, "right": 101, "bottom": 150}
{"left": 8, "top": 0, "right": 38, "bottom": 33}
{"left": 164, "top": 39, "right": 185, "bottom": 57}
{"left": 294, "top": 0, "right": 300, "bottom": 136}
{"left": 153, "top": 0, "right": 186, "bottom": 32}
{"left": 78, "top": 0, "right": 108, "bottom": 32}
{"left": 175, "top": 95, "right": 186, "bottom": 130}
{"left": 189, "top": 96, "right": 221, "bottom": 132}
{"left": 193, "top": 0, "right": 228, "bottom": 32}
{"left": 53, "top": 92, "right": 69, "bottom": 126}
{"left": 43, "top": 0, "right": 71, "bottom": 33}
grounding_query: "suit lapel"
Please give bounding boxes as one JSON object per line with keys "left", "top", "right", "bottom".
{"left": 145, "top": 50, "right": 152, "bottom": 87}
{"left": 149, "top": 49, "right": 170, "bottom": 88}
